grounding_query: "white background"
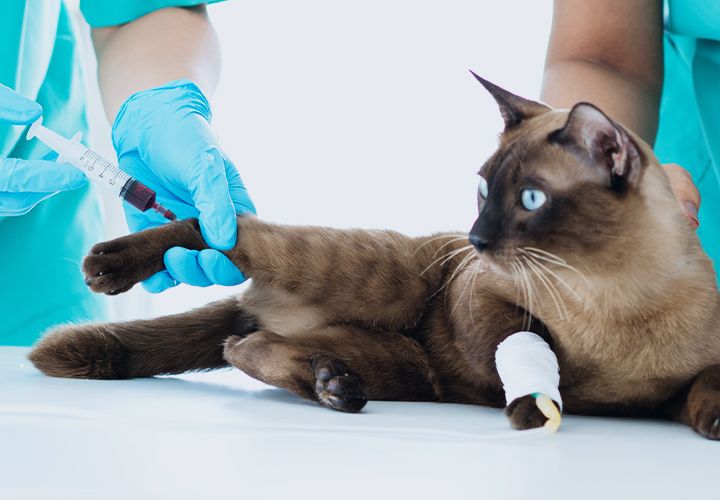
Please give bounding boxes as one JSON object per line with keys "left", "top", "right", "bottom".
{"left": 77, "top": 0, "right": 552, "bottom": 320}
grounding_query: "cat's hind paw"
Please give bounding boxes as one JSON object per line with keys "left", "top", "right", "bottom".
{"left": 311, "top": 356, "right": 368, "bottom": 413}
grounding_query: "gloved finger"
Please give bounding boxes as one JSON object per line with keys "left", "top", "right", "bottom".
{"left": 119, "top": 154, "right": 196, "bottom": 233}
{"left": 197, "top": 249, "right": 247, "bottom": 286}
{"left": 0, "top": 192, "right": 55, "bottom": 216}
{"left": 0, "top": 157, "right": 87, "bottom": 193}
{"left": 163, "top": 247, "right": 213, "bottom": 287}
{"left": 224, "top": 157, "right": 256, "bottom": 215}
{"left": 141, "top": 271, "right": 179, "bottom": 293}
{"left": 0, "top": 84, "right": 42, "bottom": 125}
{"left": 186, "top": 148, "right": 237, "bottom": 250}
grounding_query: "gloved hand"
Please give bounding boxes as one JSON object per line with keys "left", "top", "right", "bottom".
{"left": 0, "top": 84, "right": 87, "bottom": 216}
{"left": 112, "top": 80, "right": 255, "bottom": 292}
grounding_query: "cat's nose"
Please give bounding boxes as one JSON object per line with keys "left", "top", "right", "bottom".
{"left": 469, "top": 233, "right": 489, "bottom": 251}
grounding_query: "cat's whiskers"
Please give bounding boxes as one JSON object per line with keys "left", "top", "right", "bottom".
{"left": 522, "top": 247, "right": 591, "bottom": 287}
{"left": 414, "top": 234, "right": 467, "bottom": 256}
{"left": 520, "top": 249, "right": 585, "bottom": 303}
{"left": 540, "top": 264, "right": 584, "bottom": 305}
{"left": 508, "top": 259, "right": 526, "bottom": 324}
{"left": 421, "top": 244, "right": 475, "bottom": 276}
{"left": 511, "top": 257, "right": 534, "bottom": 331}
{"left": 444, "top": 249, "right": 479, "bottom": 313}
{"left": 522, "top": 246, "right": 566, "bottom": 264}
{"left": 449, "top": 255, "right": 478, "bottom": 319}
{"left": 431, "top": 236, "right": 472, "bottom": 257}
{"left": 536, "top": 258, "right": 570, "bottom": 319}
{"left": 467, "top": 260, "right": 482, "bottom": 329}
{"left": 443, "top": 249, "right": 478, "bottom": 292}
{"left": 521, "top": 254, "right": 568, "bottom": 321}
{"left": 520, "top": 260, "right": 536, "bottom": 331}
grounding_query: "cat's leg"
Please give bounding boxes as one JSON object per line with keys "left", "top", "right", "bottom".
{"left": 82, "top": 218, "right": 208, "bottom": 295}
{"left": 29, "top": 297, "right": 256, "bottom": 379}
{"left": 83, "top": 216, "right": 468, "bottom": 330}
{"left": 222, "top": 326, "right": 440, "bottom": 412}
{"left": 444, "top": 275, "right": 562, "bottom": 430}
{"left": 495, "top": 330, "right": 563, "bottom": 431}
{"left": 665, "top": 365, "right": 720, "bottom": 440}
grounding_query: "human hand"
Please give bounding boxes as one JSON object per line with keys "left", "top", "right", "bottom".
{"left": 663, "top": 163, "right": 700, "bottom": 229}
{"left": 0, "top": 84, "right": 87, "bottom": 217}
{"left": 112, "top": 80, "right": 255, "bottom": 292}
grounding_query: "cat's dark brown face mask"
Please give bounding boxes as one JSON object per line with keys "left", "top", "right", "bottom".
{"left": 468, "top": 72, "right": 647, "bottom": 270}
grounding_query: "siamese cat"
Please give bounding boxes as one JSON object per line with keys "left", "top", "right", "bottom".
{"left": 30, "top": 74, "right": 720, "bottom": 439}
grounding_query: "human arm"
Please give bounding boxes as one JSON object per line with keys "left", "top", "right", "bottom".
{"left": 542, "top": 0, "right": 664, "bottom": 143}
{"left": 543, "top": 0, "right": 700, "bottom": 227}
{"left": 90, "top": 5, "right": 252, "bottom": 290}
{"left": 92, "top": 5, "right": 220, "bottom": 120}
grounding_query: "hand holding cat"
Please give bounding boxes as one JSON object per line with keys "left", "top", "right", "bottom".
{"left": 663, "top": 163, "right": 701, "bottom": 229}
{"left": 112, "top": 80, "right": 254, "bottom": 292}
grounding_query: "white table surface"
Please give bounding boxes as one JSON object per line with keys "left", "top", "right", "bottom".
{"left": 0, "top": 347, "right": 716, "bottom": 500}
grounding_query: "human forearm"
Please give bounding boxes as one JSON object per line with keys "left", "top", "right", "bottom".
{"left": 92, "top": 5, "right": 221, "bottom": 121}
{"left": 542, "top": 0, "right": 663, "bottom": 145}
{"left": 542, "top": 59, "right": 662, "bottom": 144}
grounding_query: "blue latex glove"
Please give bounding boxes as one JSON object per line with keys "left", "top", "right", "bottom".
{"left": 112, "top": 80, "right": 255, "bottom": 292}
{"left": 0, "top": 84, "right": 87, "bottom": 216}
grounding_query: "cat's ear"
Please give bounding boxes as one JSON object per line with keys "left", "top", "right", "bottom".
{"left": 470, "top": 70, "right": 551, "bottom": 129}
{"left": 549, "top": 103, "right": 642, "bottom": 191}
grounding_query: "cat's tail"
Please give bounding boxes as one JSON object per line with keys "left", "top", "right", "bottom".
{"left": 29, "top": 297, "right": 256, "bottom": 379}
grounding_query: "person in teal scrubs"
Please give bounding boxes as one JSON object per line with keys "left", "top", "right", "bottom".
{"left": 0, "top": 1, "right": 254, "bottom": 345}
{"left": 543, "top": 0, "right": 717, "bottom": 272}
{"left": 656, "top": 0, "right": 720, "bottom": 272}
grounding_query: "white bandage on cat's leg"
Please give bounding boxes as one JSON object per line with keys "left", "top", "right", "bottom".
{"left": 495, "top": 331, "right": 562, "bottom": 431}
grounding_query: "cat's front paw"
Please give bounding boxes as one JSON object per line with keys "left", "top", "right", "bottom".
{"left": 311, "top": 356, "right": 367, "bottom": 413}
{"left": 82, "top": 236, "right": 157, "bottom": 295}
{"left": 505, "top": 394, "right": 560, "bottom": 430}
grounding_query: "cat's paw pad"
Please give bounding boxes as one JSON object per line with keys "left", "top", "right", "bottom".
{"left": 82, "top": 239, "right": 144, "bottom": 295}
{"left": 505, "top": 394, "right": 559, "bottom": 430}
{"left": 311, "top": 356, "right": 367, "bottom": 413}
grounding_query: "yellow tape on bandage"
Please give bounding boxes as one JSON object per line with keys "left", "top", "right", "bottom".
{"left": 534, "top": 393, "right": 562, "bottom": 433}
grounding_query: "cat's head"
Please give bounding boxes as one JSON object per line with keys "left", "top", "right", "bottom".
{"left": 468, "top": 72, "right": 685, "bottom": 278}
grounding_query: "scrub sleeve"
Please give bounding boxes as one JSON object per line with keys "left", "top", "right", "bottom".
{"left": 657, "top": 0, "right": 720, "bottom": 273}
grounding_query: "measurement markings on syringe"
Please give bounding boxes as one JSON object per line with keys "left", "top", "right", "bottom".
{"left": 82, "top": 150, "right": 130, "bottom": 186}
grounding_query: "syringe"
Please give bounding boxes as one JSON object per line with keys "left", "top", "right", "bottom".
{"left": 26, "top": 118, "right": 176, "bottom": 221}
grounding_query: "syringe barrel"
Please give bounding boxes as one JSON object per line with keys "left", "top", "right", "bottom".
{"left": 119, "top": 179, "right": 157, "bottom": 212}
{"left": 28, "top": 120, "right": 134, "bottom": 197}
{"left": 26, "top": 118, "right": 171, "bottom": 218}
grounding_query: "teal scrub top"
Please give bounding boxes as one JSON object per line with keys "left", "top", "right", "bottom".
{"left": 0, "top": 0, "right": 220, "bottom": 346}
{"left": 657, "top": 0, "right": 720, "bottom": 272}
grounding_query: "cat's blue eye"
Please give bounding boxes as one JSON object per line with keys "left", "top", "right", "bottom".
{"left": 478, "top": 177, "right": 489, "bottom": 199}
{"left": 521, "top": 189, "right": 547, "bottom": 211}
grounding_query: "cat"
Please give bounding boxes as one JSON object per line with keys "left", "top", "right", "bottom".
{"left": 29, "top": 74, "right": 720, "bottom": 438}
